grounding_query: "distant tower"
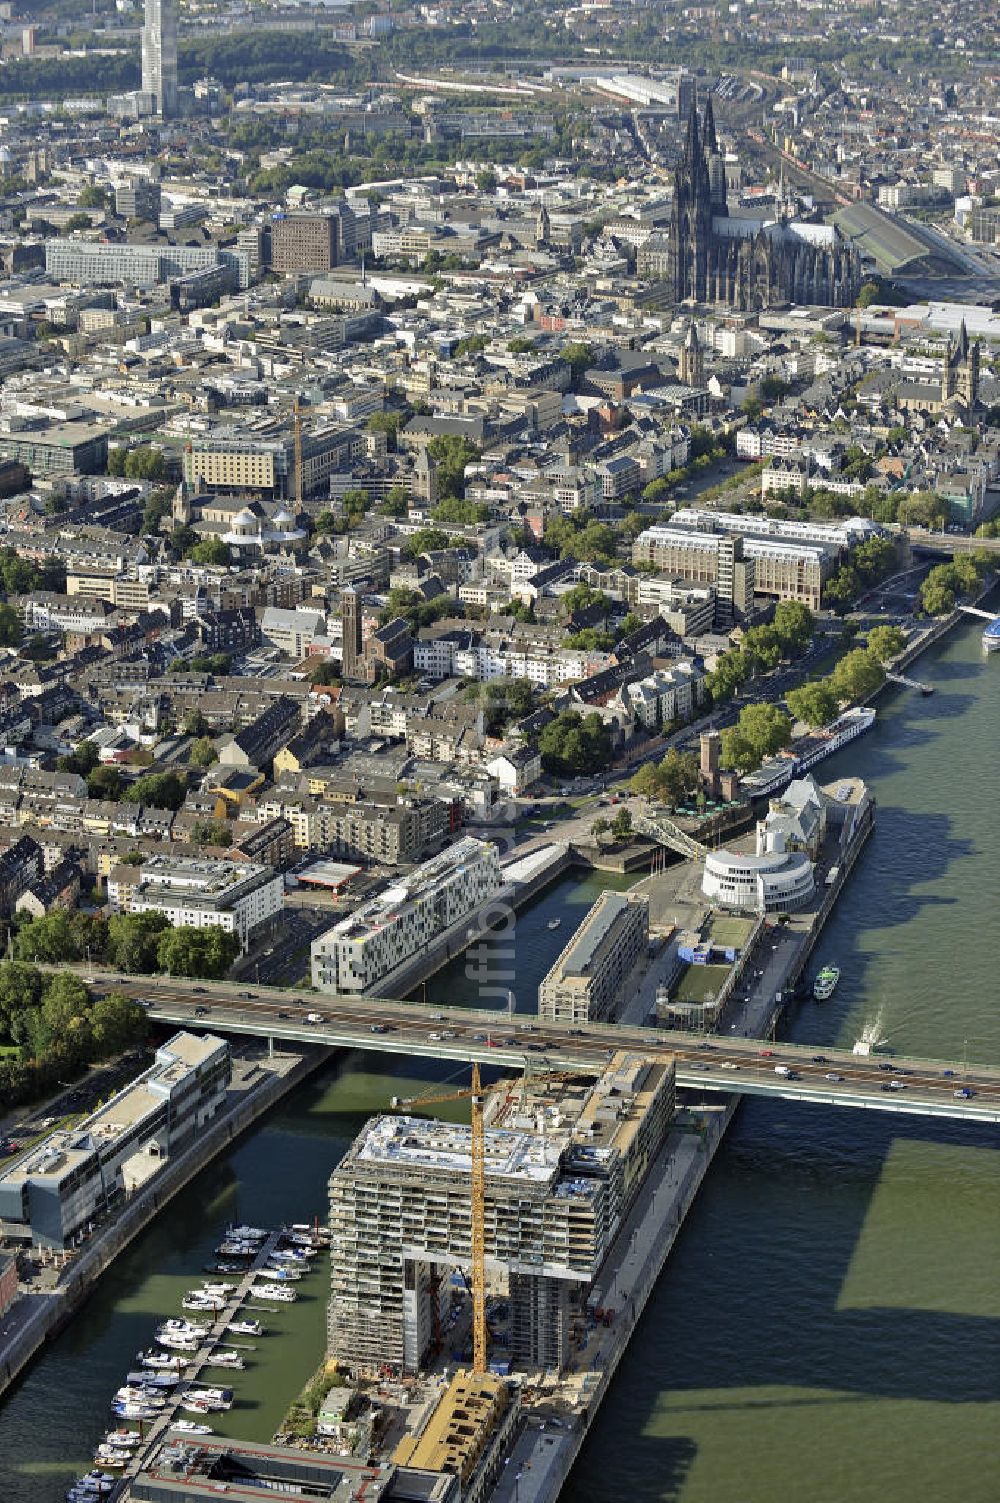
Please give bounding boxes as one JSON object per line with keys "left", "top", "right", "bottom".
{"left": 678, "top": 320, "right": 704, "bottom": 387}
{"left": 412, "top": 446, "right": 438, "bottom": 507}
{"left": 700, "top": 729, "right": 721, "bottom": 795}
{"left": 142, "top": 0, "right": 178, "bottom": 118}
{"left": 535, "top": 203, "right": 551, "bottom": 249}
{"left": 944, "top": 319, "right": 980, "bottom": 407}
{"left": 341, "top": 586, "right": 363, "bottom": 682}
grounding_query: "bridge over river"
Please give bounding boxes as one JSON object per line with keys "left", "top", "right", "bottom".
{"left": 67, "top": 968, "right": 1000, "bottom": 1127}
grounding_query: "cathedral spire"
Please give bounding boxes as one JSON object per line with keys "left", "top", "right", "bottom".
{"left": 956, "top": 318, "right": 969, "bottom": 359}
{"left": 703, "top": 94, "right": 718, "bottom": 155}
{"left": 684, "top": 91, "right": 700, "bottom": 165}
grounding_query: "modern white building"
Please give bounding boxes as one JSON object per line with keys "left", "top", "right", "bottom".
{"left": 108, "top": 855, "right": 284, "bottom": 951}
{"left": 0, "top": 1032, "right": 230, "bottom": 1248}
{"left": 311, "top": 836, "right": 502, "bottom": 993}
{"left": 702, "top": 847, "right": 814, "bottom": 912}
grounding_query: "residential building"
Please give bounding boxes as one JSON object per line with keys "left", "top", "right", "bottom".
{"left": 327, "top": 1052, "right": 675, "bottom": 1373}
{"left": 311, "top": 836, "right": 502, "bottom": 993}
{"left": 0, "top": 1032, "right": 230, "bottom": 1248}
{"left": 108, "top": 855, "right": 283, "bottom": 951}
{"left": 539, "top": 891, "right": 649, "bottom": 1025}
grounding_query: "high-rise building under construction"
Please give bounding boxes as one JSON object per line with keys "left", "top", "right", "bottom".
{"left": 328, "top": 1053, "right": 675, "bottom": 1375}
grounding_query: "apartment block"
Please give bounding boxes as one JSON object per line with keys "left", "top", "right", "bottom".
{"left": 108, "top": 854, "right": 283, "bottom": 951}
{"left": 0, "top": 1031, "right": 230, "bottom": 1248}
{"left": 311, "top": 836, "right": 502, "bottom": 993}
{"left": 328, "top": 1052, "right": 675, "bottom": 1374}
{"left": 539, "top": 891, "right": 649, "bottom": 1025}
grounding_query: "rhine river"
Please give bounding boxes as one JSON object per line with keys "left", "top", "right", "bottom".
{"left": 0, "top": 615, "right": 998, "bottom": 1502}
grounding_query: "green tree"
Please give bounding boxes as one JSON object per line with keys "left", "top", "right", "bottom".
{"left": 561, "top": 341, "right": 593, "bottom": 388}
{"left": 13, "top": 912, "right": 83, "bottom": 964}
{"left": 0, "top": 961, "right": 42, "bottom": 1038}
{"left": 538, "top": 710, "right": 612, "bottom": 775}
{"left": 721, "top": 704, "right": 792, "bottom": 772}
{"left": 559, "top": 583, "right": 609, "bottom": 620}
{"left": 106, "top": 911, "right": 171, "bottom": 974}
{"left": 629, "top": 763, "right": 662, "bottom": 799}
{"left": 772, "top": 600, "right": 815, "bottom": 655}
{"left": 426, "top": 435, "right": 480, "bottom": 500}
{"left": 90, "top": 990, "right": 147, "bottom": 1055}
{"left": 123, "top": 445, "right": 167, "bottom": 482}
{"left": 123, "top": 771, "right": 187, "bottom": 810}
{"left": 406, "top": 526, "right": 451, "bottom": 557}
{"left": 190, "top": 819, "right": 232, "bottom": 847}
{"left": 157, "top": 925, "right": 240, "bottom": 979}
{"left": 897, "top": 491, "right": 948, "bottom": 530}
{"left": 610, "top": 807, "right": 633, "bottom": 842}
{"left": 865, "top": 624, "right": 906, "bottom": 663}
{"left": 87, "top": 764, "right": 123, "bottom": 802}
{"left": 829, "top": 648, "right": 885, "bottom": 703}
{"left": 474, "top": 679, "right": 534, "bottom": 736}
{"left": 107, "top": 446, "right": 127, "bottom": 477}
{"left": 786, "top": 681, "right": 837, "bottom": 728}
{"left": 187, "top": 538, "right": 230, "bottom": 567}
{"left": 77, "top": 184, "right": 110, "bottom": 210}
{"left": 188, "top": 736, "right": 218, "bottom": 768}
{"left": 0, "top": 602, "right": 22, "bottom": 647}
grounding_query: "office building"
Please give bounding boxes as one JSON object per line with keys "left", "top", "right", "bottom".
{"left": 271, "top": 206, "right": 357, "bottom": 273}
{"left": 632, "top": 524, "right": 756, "bottom": 623}
{"left": 311, "top": 836, "right": 502, "bottom": 993}
{"left": 0, "top": 1032, "right": 230, "bottom": 1248}
{"left": 108, "top": 855, "right": 283, "bottom": 951}
{"left": 328, "top": 1052, "right": 675, "bottom": 1374}
{"left": 45, "top": 240, "right": 249, "bottom": 291}
{"left": 539, "top": 891, "right": 649, "bottom": 1025}
{"left": 141, "top": 0, "right": 178, "bottom": 118}
{"left": 182, "top": 424, "right": 356, "bottom": 498}
{"left": 395, "top": 1371, "right": 519, "bottom": 1503}
{"left": 0, "top": 421, "right": 109, "bottom": 478}
{"left": 115, "top": 177, "right": 162, "bottom": 222}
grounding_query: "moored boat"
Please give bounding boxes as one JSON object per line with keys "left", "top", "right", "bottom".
{"left": 813, "top": 964, "right": 840, "bottom": 1001}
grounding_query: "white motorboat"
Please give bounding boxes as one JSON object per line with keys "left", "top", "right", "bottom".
{"left": 126, "top": 1369, "right": 177, "bottom": 1388}
{"left": 204, "top": 1349, "right": 244, "bottom": 1369}
{"left": 138, "top": 1349, "right": 186, "bottom": 1370}
{"left": 201, "top": 1282, "right": 237, "bottom": 1296}
{"left": 183, "top": 1293, "right": 226, "bottom": 1311}
{"left": 159, "top": 1317, "right": 209, "bottom": 1334}
{"left": 252, "top": 1283, "right": 296, "bottom": 1301}
{"left": 227, "top": 1318, "right": 262, "bottom": 1336}
{"left": 104, "top": 1430, "right": 141, "bottom": 1449}
{"left": 112, "top": 1402, "right": 160, "bottom": 1420}
{"left": 228, "top": 1224, "right": 268, "bottom": 1240}
{"left": 157, "top": 1333, "right": 200, "bottom": 1351}
{"left": 170, "top": 1419, "right": 214, "bottom": 1435}
{"left": 263, "top": 1264, "right": 302, "bottom": 1280}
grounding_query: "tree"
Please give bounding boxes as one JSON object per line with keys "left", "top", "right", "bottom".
{"left": 591, "top": 816, "right": 611, "bottom": 842}
{"left": 426, "top": 435, "right": 480, "bottom": 500}
{"left": 90, "top": 990, "right": 147, "bottom": 1055}
{"left": 721, "top": 704, "right": 792, "bottom": 772}
{"left": 406, "top": 527, "right": 451, "bottom": 558}
{"left": 123, "top": 445, "right": 167, "bottom": 482}
{"left": 14, "top": 912, "right": 84, "bottom": 964}
{"left": 829, "top": 649, "right": 885, "bottom": 703}
{"left": 657, "top": 748, "right": 700, "bottom": 807}
{"left": 107, "top": 912, "right": 171, "bottom": 974}
{"left": 897, "top": 491, "right": 948, "bottom": 531}
{"left": 188, "top": 736, "right": 218, "bottom": 769}
{"left": 560, "top": 583, "right": 609, "bottom": 620}
{"left": 190, "top": 819, "right": 232, "bottom": 847}
{"left": 561, "top": 341, "right": 592, "bottom": 388}
{"left": 786, "top": 681, "right": 837, "bottom": 728}
{"left": 629, "top": 763, "right": 663, "bottom": 799}
{"left": 475, "top": 168, "right": 498, "bottom": 192}
{"left": 187, "top": 538, "right": 230, "bottom": 567}
{"left": 0, "top": 602, "right": 22, "bottom": 647}
{"left": 123, "top": 771, "right": 187, "bottom": 810}
{"left": 610, "top": 807, "right": 633, "bottom": 842}
{"left": 866, "top": 625, "right": 906, "bottom": 663}
{"left": 772, "top": 600, "right": 814, "bottom": 655}
{"left": 538, "top": 711, "right": 612, "bottom": 776}
{"left": 474, "top": 678, "right": 534, "bottom": 735}
{"left": 157, "top": 925, "right": 240, "bottom": 980}
{"left": 0, "top": 962, "right": 42, "bottom": 1038}
{"left": 86, "top": 764, "right": 123, "bottom": 802}
{"left": 78, "top": 184, "right": 110, "bottom": 210}
{"left": 107, "top": 445, "right": 127, "bottom": 477}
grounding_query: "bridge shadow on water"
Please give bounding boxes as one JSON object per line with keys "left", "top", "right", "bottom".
{"left": 568, "top": 1107, "right": 1000, "bottom": 1503}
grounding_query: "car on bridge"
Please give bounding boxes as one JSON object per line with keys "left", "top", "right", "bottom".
{"left": 954, "top": 1087, "right": 975, "bottom": 1099}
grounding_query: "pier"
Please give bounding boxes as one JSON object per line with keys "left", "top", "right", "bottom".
{"left": 884, "top": 670, "right": 934, "bottom": 694}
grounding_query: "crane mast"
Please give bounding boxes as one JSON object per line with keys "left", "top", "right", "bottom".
{"left": 470, "top": 1062, "right": 487, "bottom": 1374}
{"left": 293, "top": 397, "right": 303, "bottom": 510}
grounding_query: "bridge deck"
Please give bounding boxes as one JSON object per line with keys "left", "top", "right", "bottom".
{"left": 66, "top": 968, "right": 1000, "bottom": 1127}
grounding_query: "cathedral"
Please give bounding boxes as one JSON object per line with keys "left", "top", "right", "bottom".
{"left": 667, "top": 96, "right": 861, "bottom": 311}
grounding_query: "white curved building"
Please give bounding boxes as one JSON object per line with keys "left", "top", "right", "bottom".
{"left": 702, "top": 848, "right": 814, "bottom": 913}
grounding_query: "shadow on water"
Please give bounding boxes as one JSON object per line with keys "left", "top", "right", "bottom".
{"left": 570, "top": 1105, "right": 1000, "bottom": 1503}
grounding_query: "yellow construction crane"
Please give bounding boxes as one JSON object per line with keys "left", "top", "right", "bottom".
{"left": 390, "top": 1064, "right": 587, "bottom": 1374}
{"left": 292, "top": 396, "right": 303, "bottom": 511}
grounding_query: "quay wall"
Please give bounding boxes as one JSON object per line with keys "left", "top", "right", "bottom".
{"left": 0, "top": 1047, "right": 327, "bottom": 1403}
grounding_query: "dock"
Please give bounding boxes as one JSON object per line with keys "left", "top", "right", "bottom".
{"left": 885, "top": 671, "right": 934, "bottom": 694}
{"left": 111, "top": 1230, "right": 285, "bottom": 1495}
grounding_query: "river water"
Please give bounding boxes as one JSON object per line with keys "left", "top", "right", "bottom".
{"left": 0, "top": 618, "right": 997, "bottom": 1502}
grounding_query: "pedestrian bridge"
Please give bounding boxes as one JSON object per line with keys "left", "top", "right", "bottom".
{"left": 70, "top": 968, "right": 1000, "bottom": 1127}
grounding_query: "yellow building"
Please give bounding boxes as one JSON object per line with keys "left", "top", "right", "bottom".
{"left": 394, "top": 1371, "right": 518, "bottom": 1503}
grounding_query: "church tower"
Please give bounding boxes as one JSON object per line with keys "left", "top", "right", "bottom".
{"left": 678, "top": 321, "right": 704, "bottom": 387}
{"left": 535, "top": 203, "right": 550, "bottom": 248}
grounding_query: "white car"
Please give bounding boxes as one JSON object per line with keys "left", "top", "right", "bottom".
{"left": 305, "top": 1013, "right": 324, "bottom": 1024}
